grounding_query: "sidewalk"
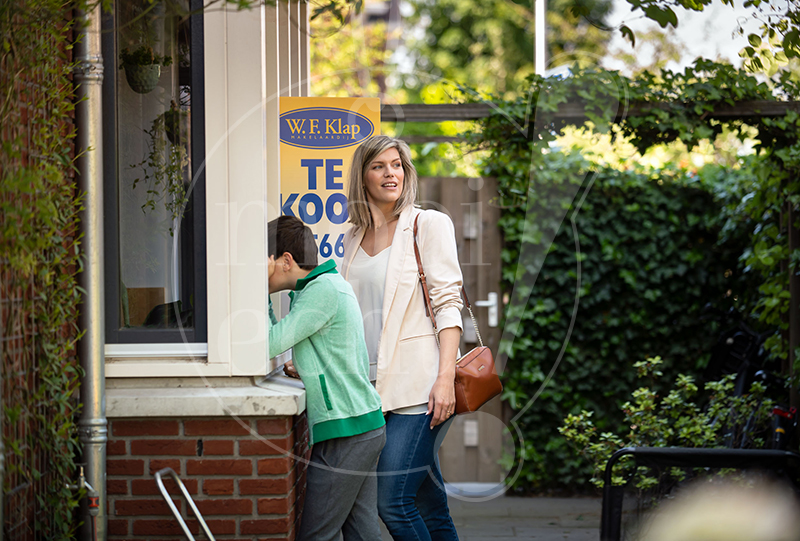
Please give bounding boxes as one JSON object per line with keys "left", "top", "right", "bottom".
{"left": 380, "top": 484, "right": 602, "bottom": 541}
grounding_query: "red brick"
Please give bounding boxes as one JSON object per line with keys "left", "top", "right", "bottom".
{"left": 132, "top": 478, "right": 198, "bottom": 496}
{"left": 133, "top": 519, "right": 199, "bottom": 536}
{"left": 206, "top": 519, "right": 236, "bottom": 535}
{"left": 203, "top": 479, "right": 234, "bottom": 495}
{"left": 107, "top": 459, "right": 144, "bottom": 476}
{"left": 187, "top": 458, "right": 252, "bottom": 476}
{"left": 202, "top": 440, "right": 234, "bottom": 455}
{"left": 149, "top": 459, "right": 181, "bottom": 475}
{"left": 113, "top": 420, "right": 179, "bottom": 437}
{"left": 258, "top": 497, "right": 290, "bottom": 515}
{"left": 107, "top": 479, "right": 128, "bottom": 495}
{"left": 239, "top": 477, "right": 291, "bottom": 495}
{"left": 184, "top": 420, "right": 251, "bottom": 436}
{"left": 114, "top": 499, "right": 177, "bottom": 516}
{"left": 195, "top": 498, "right": 252, "bottom": 515}
{"left": 257, "top": 418, "right": 291, "bottom": 435}
{"left": 107, "top": 440, "right": 127, "bottom": 455}
{"left": 240, "top": 437, "right": 292, "bottom": 455}
{"left": 131, "top": 439, "right": 196, "bottom": 456}
{"left": 258, "top": 457, "right": 292, "bottom": 475}
{"left": 107, "top": 519, "right": 128, "bottom": 535}
{"left": 241, "top": 517, "right": 291, "bottom": 535}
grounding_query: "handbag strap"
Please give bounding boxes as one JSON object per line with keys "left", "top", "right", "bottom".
{"left": 413, "top": 214, "right": 484, "bottom": 348}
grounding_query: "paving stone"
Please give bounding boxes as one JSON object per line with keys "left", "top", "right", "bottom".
{"left": 379, "top": 494, "right": 603, "bottom": 540}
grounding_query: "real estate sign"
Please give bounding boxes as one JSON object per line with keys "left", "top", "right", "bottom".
{"left": 279, "top": 97, "right": 381, "bottom": 263}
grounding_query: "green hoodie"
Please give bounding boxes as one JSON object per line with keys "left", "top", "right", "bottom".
{"left": 268, "top": 260, "right": 384, "bottom": 444}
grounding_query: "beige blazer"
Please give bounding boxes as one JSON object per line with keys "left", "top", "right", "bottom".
{"left": 342, "top": 205, "right": 463, "bottom": 412}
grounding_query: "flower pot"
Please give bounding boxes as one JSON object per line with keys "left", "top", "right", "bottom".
{"left": 124, "top": 64, "right": 161, "bottom": 94}
{"left": 162, "top": 107, "right": 187, "bottom": 145}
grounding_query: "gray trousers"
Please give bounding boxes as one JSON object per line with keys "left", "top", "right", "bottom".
{"left": 298, "top": 426, "right": 386, "bottom": 541}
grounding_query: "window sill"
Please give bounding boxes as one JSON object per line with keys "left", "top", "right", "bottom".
{"left": 105, "top": 343, "right": 209, "bottom": 359}
{"left": 104, "top": 349, "right": 291, "bottom": 378}
{"left": 106, "top": 374, "right": 306, "bottom": 418}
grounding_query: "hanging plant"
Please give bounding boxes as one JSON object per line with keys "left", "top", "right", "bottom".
{"left": 161, "top": 99, "right": 188, "bottom": 145}
{"left": 130, "top": 108, "right": 190, "bottom": 235}
{"left": 119, "top": 45, "right": 173, "bottom": 94}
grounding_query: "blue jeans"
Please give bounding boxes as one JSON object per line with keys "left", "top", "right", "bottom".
{"left": 377, "top": 412, "right": 459, "bottom": 541}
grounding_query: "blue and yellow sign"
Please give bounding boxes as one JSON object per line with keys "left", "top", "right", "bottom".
{"left": 279, "top": 97, "right": 380, "bottom": 262}
{"left": 280, "top": 107, "right": 375, "bottom": 149}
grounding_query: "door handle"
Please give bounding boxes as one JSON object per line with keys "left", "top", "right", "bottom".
{"left": 473, "top": 292, "right": 498, "bottom": 327}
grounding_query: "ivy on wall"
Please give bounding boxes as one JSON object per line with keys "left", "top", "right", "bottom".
{"left": 1, "top": 0, "right": 85, "bottom": 535}
{"left": 469, "top": 60, "right": 800, "bottom": 491}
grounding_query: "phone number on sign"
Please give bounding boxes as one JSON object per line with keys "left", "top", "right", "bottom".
{"left": 314, "top": 233, "right": 345, "bottom": 259}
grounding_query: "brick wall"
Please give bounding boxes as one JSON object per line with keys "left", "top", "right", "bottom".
{"left": 107, "top": 414, "right": 309, "bottom": 540}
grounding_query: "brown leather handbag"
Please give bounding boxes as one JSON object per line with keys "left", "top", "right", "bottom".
{"left": 413, "top": 215, "right": 503, "bottom": 415}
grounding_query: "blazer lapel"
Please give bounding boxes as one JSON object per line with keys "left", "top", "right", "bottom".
{"left": 342, "top": 227, "right": 366, "bottom": 281}
{"left": 381, "top": 206, "right": 417, "bottom": 327}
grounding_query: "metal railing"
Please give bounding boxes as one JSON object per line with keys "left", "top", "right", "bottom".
{"left": 154, "top": 467, "right": 216, "bottom": 541}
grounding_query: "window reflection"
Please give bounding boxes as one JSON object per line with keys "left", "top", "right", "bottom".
{"left": 116, "top": 0, "right": 195, "bottom": 330}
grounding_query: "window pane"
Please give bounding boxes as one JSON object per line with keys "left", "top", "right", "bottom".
{"left": 116, "top": 0, "right": 196, "bottom": 331}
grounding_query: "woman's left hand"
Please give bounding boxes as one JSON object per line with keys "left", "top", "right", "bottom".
{"left": 428, "top": 374, "right": 456, "bottom": 429}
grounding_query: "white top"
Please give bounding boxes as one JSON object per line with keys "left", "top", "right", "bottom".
{"left": 349, "top": 246, "right": 392, "bottom": 382}
{"left": 348, "top": 245, "right": 427, "bottom": 415}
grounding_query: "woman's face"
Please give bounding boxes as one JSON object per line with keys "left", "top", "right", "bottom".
{"left": 364, "top": 147, "right": 405, "bottom": 211}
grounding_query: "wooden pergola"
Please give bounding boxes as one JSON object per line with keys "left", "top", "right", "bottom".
{"left": 380, "top": 100, "right": 800, "bottom": 122}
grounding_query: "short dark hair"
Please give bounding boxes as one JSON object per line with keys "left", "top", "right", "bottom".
{"left": 267, "top": 216, "right": 318, "bottom": 270}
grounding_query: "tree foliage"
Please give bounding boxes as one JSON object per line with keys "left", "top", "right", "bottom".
{"left": 404, "top": 0, "right": 614, "bottom": 97}
{"left": 600, "top": 0, "right": 800, "bottom": 71}
{"left": 309, "top": 12, "right": 397, "bottom": 97}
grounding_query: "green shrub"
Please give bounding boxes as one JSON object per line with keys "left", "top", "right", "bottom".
{"left": 558, "top": 356, "right": 775, "bottom": 490}
{"left": 493, "top": 150, "right": 757, "bottom": 491}
{"left": 467, "top": 61, "right": 799, "bottom": 493}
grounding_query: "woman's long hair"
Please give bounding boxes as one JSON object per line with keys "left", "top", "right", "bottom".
{"left": 347, "top": 135, "right": 418, "bottom": 230}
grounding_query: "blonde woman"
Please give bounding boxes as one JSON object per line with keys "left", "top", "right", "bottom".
{"left": 341, "top": 135, "right": 462, "bottom": 540}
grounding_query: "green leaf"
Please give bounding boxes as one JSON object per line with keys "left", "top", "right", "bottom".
{"left": 748, "top": 33, "right": 762, "bottom": 48}
{"left": 620, "top": 25, "right": 636, "bottom": 47}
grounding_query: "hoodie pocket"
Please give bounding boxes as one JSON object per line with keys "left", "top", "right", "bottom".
{"left": 319, "top": 374, "right": 333, "bottom": 410}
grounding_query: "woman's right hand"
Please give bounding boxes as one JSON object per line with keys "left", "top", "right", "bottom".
{"left": 428, "top": 374, "right": 456, "bottom": 428}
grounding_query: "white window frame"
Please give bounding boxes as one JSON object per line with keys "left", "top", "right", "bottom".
{"left": 106, "top": 1, "right": 303, "bottom": 378}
